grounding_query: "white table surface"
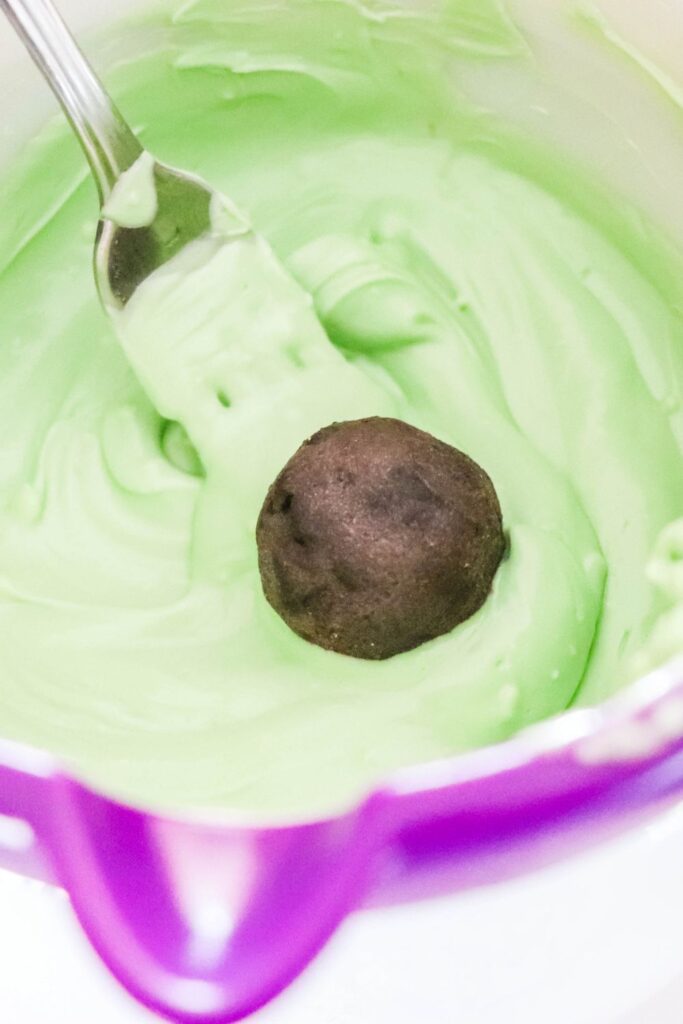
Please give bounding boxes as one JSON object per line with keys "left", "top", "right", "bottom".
{"left": 2, "top": 800, "right": 683, "bottom": 1023}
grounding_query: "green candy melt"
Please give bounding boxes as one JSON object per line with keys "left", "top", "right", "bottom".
{"left": 0, "top": 0, "right": 681, "bottom": 815}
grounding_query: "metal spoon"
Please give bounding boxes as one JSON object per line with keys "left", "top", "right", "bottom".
{"left": 0, "top": 0, "right": 214, "bottom": 308}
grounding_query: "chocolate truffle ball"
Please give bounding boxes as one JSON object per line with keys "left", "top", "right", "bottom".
{"left": 256, "top": 417, "right": 505, "bottom": 660}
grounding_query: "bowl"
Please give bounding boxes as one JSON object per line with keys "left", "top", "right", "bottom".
{"left": 1, "top": 1, "right": 683, "bottom": 1021}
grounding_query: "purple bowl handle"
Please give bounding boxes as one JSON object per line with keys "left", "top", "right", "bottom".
{"left": 0, "top": 747, "right": 390, "bottom": 1023}
{"left": 39, "top": 778, "right": 390, "bottom": 1024}
{"left": 0, "top": 741, "right": 57, "bottom": 882}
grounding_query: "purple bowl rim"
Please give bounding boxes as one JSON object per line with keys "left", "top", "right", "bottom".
{"left": 4, "top": 656, "right": 683, "bottom": 830}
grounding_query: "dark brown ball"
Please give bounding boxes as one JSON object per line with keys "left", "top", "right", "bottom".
{"left": 256, "top": 417, "right": 505, "bottom": 660}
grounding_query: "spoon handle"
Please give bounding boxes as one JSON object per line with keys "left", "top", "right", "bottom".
{"left": 0, "top": 0, "right": 142, "bottom": 201}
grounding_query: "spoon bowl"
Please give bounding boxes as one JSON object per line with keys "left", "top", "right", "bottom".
{"left": 98, "top": 162, "right": 213, "bottom": 308}
{"left": 0, "top": 0, "right": 220, "bottom": 311}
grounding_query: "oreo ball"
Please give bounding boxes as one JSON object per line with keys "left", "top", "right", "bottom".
{"left": 256, "top": 417, "right": 505, "bottom": 660}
